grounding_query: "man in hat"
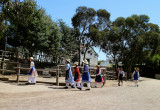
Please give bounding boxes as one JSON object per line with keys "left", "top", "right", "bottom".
{"left": 77, "top": 59, "right": 91, "bottom": 90}
{"left": 65, "top": 59, "right": 74, "bottom": 89}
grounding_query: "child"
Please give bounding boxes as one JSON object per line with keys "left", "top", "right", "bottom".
{"left": 78, "top": 60, "right": 91, "bottom": 90}
{"left": 73, "top": 62, "right": 81, "bottom": 88}
{"left": 26, "top": 57, "right": 38, "bottom": 85}
{"left": 118, "top": 68, "right": 125, "bottom": 86}
{"left": 132, "top": 67, "right": 140, "bottom": 87}
{"left": 65, "top": 59, "right": 74, "bottom": 89}
{"left": 94, "top": 65, "right": 104, "bottom": 88}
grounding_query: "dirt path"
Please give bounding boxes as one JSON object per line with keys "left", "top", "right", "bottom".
{"left": 0, "top": 77, "right": 160, "bottom": 110}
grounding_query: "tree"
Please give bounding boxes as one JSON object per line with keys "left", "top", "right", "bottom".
{"left": 1, "top": 0, "right": 63, "bottom": 64}
{"left": 0, "top": 0, "right": 10, "bottom": 49}
{"left": 100, "top": 14, "right": 160, "bottom": 78}
{"left": 101, "top": 25, "right": 122, "bottom": 71}
{"left": 58, "top": 20, "right": 78, "bottom": 62}
{"left": 72, "top": 6, "right": 110, "bottom": 65}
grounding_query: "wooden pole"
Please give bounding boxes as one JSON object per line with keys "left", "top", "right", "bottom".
{"left": 103, "top": 68, "right": 106, "bottom": 85}
{"left": 17, "top": 63, "right": 21, "bottom": 83}
{"left": 16, "top": 51, "right": 20, "bottom": 83}
{"left": 1, "top": 51, "right": 4, "bottom": 74}
{"left": 56, "top": 66, "right": 59, "bottom": 86}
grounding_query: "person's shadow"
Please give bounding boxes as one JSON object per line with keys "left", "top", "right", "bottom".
{"left": 48, "top": 87, "right": 68, "bottom": 89}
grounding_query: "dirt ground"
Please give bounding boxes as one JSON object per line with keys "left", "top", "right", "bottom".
{"left": 0, "top": 77, "right": 160, "bottom": 110}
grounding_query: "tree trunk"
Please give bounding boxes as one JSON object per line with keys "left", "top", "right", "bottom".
{"left": 78, "top": 40, "right": 81, "bottom": 66}
{"left": 83, "top": 46, "right": 89, "bottom": 60}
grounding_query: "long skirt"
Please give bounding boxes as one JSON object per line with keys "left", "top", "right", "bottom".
{"left": 82, "top": 72, "right": 91, "bottom": 83}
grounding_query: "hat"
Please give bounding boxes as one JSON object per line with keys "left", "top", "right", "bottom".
{"left": 30, "top": 57, "right": 34, "bottom": 60}
{"left": 134, "top": 67, "right": 137, "bottom": 70}
{"left": 74, "top": 62, "right": 78, "bottom": 65}
{"left": 96, "top": 65, "right": 100, "bottom": 68}
{"left": 83, "top": 59, "right": 88, "bottom": 65}
{"left": 66, "top": 59, "right": 70, "bottom": 63}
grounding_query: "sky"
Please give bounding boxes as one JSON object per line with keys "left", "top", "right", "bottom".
{"left": 36, "top": 0, "right": 160, "bottom": 61}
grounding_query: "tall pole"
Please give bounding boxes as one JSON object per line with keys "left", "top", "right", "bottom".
{"left": 79, "top": 40, "right": 81, "bottom": 66}
{"left": 4, "top": 2, "right": 9, "bottom": 52}
{"left": 5, "top": 21, "right": 7, "bottom": 51}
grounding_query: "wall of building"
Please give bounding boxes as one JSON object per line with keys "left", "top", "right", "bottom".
{"left": 80, "top": 48, "right": 98, "bottom": 66}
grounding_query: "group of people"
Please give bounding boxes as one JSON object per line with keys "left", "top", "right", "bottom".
{"left": 65, "top": 59, "right": 104, "bottom": 91}
{"left": 117, "top": 67, "right": 140, "bottom": 87}
{"left": 26, "top": 57, "right": 140, "bottom": 88}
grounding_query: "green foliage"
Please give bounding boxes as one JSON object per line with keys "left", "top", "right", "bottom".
{"left": 58, "top": 20, "right": 78, "bottom": 57}
{"left": 72, "top": 6, "right": 110, "bottom": 63}
{"left": 98, "top": 60, "right": 105, "bottom": 65}
{"left": 101, "top": 14, "right": 160, "bottom": 75}
{"left": 0, "top": 0, "right": 63, "bottom": 63}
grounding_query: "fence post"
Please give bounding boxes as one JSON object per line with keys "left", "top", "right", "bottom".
{"left": 1, "top": 51, "right": 4, "bottom": 74}
{"left": 16, "top": 51, "right": 20, "bottom": 83}
{"left": 103, "top": 68, "right": 107, "bottom": 85}
{"left": 17, "top": 63, "right": 21, "bottom": 83}
{"left": 56, "top": 65, "right": 59, "bottom": 86}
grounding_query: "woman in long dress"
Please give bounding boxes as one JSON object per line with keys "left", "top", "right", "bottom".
{"left": 65, "top": 59, "right": 74, "bottom": 89}
{"left": 26, "top": 57, "right": 38, "bottom": 85}
{"left": 94, "top": 65, "right": 104, "bottom": 88}
{"left": 78, "top": 59, "right": 91, "bottom": 90}
{"left": 132, "top": 67, "right": 140, "bottom": 87}
{"left": 118, "top": 68, "right": 125, "bottom": 86}
{"left": 73, "top": 62, "right": 81, "bottom": 88}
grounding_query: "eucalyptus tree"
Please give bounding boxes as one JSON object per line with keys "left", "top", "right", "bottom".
{"left": 58, "top": 20, "right": 78, "bottom": 61}
{"left": 101, "top": 14, "right": 160, "bottom": 78}
{"left": 72, "top": 6, "right": 110, "bottom": 64}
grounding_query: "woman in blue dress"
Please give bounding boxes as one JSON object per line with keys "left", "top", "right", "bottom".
{"left": 78, "top": 59, "right": 91, "bottom": 90}
{"left": 132, "top": 67, "right": 140, "bottom": 87}
{"left": 26, "top": 57, "right": 38, "bottom": 85}
{"left": 65, "top": 59, "right": 74, "bottom": 89}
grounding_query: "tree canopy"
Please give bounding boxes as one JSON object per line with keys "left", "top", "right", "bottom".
{"left": 0, "top": 1, "right": 160, "bottom": 75}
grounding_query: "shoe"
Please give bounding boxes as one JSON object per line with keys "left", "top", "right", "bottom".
{"left": 31, "top": 83, "right": 36, "bottom": 85}
{"left": 77, "top": 87, "right": 82, "bottom": 90}
{"left": 118, "top": 83, "right": 120, "bottom": 86}
{"left": 94, "top": 86, "right": 97, "bottom": 88}
{"left": 25, "top": 83, "right": 31, "bottom": 85}
{"left": 137, "top": 85, "right": 138, "bottom": 87}
{"left": 86, "top": 88, "right": 90, "bottom": 91}
{"left": 71, "top": 85, "right": 75, "bottom": 88}
{"left": 64, "top": 86, "right": 68, "bottom": 89}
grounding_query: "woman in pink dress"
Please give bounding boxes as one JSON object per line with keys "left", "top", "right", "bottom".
{"left": 94, "top": 65, "right": 104, "bottom": 88}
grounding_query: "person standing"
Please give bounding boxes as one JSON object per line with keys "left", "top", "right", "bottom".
{"left": 26, "top": 57, "right": 38, "bottom": 85}
{"left": 94, "top": 65, "right": 104, "bottom": 88}
{"left": 78, "top": 60, "right": 91, "bottom": 90}
{"left": 116, "top": 67, "right": 120, "bottom": 80}
{"left": 73, "top": 62, "right": 81, "bottom": 88}
{"left": 118, "top": 68, "right": 125, "bottom": 86}
{"left": 65, "top": 59, "right": 74, "bottom": 89}
{"left": 132, "top": 67, "right": 140, "bottom": 87}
